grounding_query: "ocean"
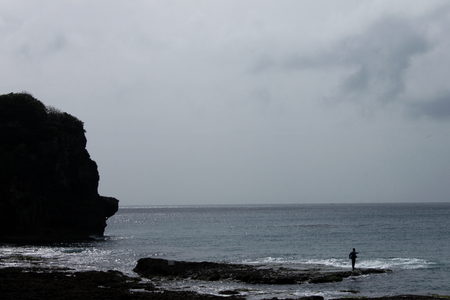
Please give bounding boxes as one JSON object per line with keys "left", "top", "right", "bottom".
{"left": 1, "top": 203, "right": 449, "bottom": 299}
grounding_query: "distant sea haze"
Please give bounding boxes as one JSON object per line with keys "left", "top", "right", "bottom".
{"left": 2, "top": 203, "right": 449, "bottom": 299}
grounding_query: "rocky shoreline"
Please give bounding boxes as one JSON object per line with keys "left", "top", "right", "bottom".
{"left": 0, "top": 267, "right": 238, "bottom": 300}
{"left": 1, "top": 258, "right": 448, "bottom": 300}
{"left": 134, "top": 258, "right": 390, "bottom": 284}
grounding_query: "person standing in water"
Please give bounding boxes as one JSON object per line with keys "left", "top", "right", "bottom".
{"left": 349, "top": 248, "right": 358, "bottom": 271}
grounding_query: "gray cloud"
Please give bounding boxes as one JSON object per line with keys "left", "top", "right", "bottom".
{"left": 337, "top": 17, "right": 429, "bottom": 103}
{"left": 278, "top": 16, "right": 429, "bottom": 106}
{"left": 2, "top": 1, "right": 450, "bottom": 205}
{"left": 250, "top": 12, "right": 447, "bottom": 117}
{"left": 409, "top": 91, "right": 450, "bottom": 120}
{"left": 249, "top": 56, "right": 276, "bottom": 74}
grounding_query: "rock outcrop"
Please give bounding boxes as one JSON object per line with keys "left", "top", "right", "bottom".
{"left": 133, "top": 258, "right": 390, "bottom": 285}
{"left": 0, "top": 92, "right": 119, "bottom": 242}
{"left": 0, "top": 267, "right": 440, "bottom": 300}
{"left": 0, "top": 267, "right": 245, "bottom": 300}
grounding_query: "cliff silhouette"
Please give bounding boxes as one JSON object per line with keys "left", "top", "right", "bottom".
{"left": 0, "top": 92, "right": 119, "bottom": 242}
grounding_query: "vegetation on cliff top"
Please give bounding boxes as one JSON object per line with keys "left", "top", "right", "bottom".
{"left": 0, "top": 92, "right": 84, "bottom": 150}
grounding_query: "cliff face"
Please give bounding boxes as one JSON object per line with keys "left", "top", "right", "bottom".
{"left": 0, "top": 92, "right": 119, "bottom": 242}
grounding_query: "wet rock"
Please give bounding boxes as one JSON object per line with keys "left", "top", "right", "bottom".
{"left": 309, "top": 273, "right": 347, "bottom": 283}
{"left": 0, "top": 267, "right": 244, "bottom": 300}
{"left": 262, "top": 297, "right": 324, "bottom": 300}
{"left": 218, "top": 290, "right": 240, "bottom": 295}
{"left": 0, "top": 267, "right": 440, "bottom": 300}
{"left": 133, "top": 258, "right": 390, "bottom": 285}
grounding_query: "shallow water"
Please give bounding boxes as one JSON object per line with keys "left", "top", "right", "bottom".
{"left": 1, "top": 203, "right": 449, "bottom": 299}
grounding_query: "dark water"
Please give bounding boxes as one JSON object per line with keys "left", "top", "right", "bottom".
{"left": 1, "top": 203, "right": 449, "bottom": 299}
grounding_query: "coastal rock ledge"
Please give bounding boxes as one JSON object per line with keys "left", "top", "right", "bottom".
{"left": 0, "top": 92, "right": 119, "bottom": 242}
{"left": 134, "top": 258, "right": 390, "bottom": 285}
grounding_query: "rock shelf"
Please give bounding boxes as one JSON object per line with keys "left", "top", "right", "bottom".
{"left": 134, "top": 258, "right": 390, "bottom": 284}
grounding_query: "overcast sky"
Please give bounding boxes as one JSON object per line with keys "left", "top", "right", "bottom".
{"left": 2, "top": 0, "right": 450, "bottom": 206}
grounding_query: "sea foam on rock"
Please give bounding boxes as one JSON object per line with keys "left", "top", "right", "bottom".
{"left": 0, "top": 92, "right": 119, "bottom": 242}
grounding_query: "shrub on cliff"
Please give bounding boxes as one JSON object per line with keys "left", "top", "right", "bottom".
{"left": 0, "top": 92, "right": 84, "bottom": 148}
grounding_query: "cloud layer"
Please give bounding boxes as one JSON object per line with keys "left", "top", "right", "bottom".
{"left": 1, "top": 0, "right": 450, "bottom": 205}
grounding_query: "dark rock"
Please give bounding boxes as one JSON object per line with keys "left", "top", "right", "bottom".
{"left": 309, "top": 273, "right": 346, "bottom": 283}
{"left": 133, "top": 258, "right": 390, "bottom": 285}
{"left": 0, "top": 92, "right": 119, "bottom": 242}
{"left": 262, "top": 297, "right": 324, "bottom": 300}
{"left": 360, "top": 268, "right": 390, "bottom": 274}
{"left": 0, "top": 267, "right": 245, "bottom": 300}
{"left": 218, "top": 290, "right": 240, "bottom": 295}
{"left": 0, "top": 267, "right": 440, "bottom": 300}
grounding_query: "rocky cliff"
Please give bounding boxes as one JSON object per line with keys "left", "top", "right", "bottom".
{"left": 0, "top": 92, "right": 119, "bottom": 242}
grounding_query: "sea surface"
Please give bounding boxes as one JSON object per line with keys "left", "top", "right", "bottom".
{"left": 1, "top": 203, "right": 449, "bottom": 299}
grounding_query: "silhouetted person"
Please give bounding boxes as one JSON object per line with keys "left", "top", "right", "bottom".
{"left": 349, "top": 248, "right": 358, "bottom": 270}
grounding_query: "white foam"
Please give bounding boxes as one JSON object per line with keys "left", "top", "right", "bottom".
{"left": 241, "top": 256, "right": 435, "bottom": 270}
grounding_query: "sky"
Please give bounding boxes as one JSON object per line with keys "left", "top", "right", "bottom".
{"left": 1, "top": 0, "right": 450, "bottom": 206}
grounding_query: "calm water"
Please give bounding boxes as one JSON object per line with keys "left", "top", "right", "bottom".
{"left": 1, "top": 203, "right": 449, "bottom": 299}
